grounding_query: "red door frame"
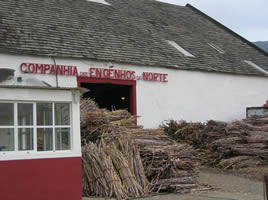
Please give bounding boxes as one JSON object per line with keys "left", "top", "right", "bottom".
{"left": 77, "top": 76, "right": 137, "bottom": 117}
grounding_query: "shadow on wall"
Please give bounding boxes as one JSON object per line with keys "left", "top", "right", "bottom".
{"left": 0, "top": 68, "right": 51, "bottom": 87}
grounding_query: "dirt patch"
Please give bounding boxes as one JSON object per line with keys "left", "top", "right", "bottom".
{"left": 196, "top": 168, "right": 264, "bottom": 200}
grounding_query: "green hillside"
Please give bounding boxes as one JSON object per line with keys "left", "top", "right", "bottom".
{"left": 254, "top": 41, "right": 268, "bottom": 52}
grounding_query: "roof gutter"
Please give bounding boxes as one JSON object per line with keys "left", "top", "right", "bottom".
{"left": 186, "top": 4, "right": 268, "bottom": 57}
{"left": 0, "top": 85, "right": 79, "bottom": 91}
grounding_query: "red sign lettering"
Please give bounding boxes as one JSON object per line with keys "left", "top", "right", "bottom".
{"left": 20, "top": 63, "right": 78, "bottom": 76}
{"left": 142, "top": 72, "right": 168, "bottom": 82}
{"left": 20, "top": 63, "right": 168, "bottom": 83}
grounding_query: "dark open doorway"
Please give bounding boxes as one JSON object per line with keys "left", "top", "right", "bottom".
{"left": 77, "top": 77, "right": 137, "bottom": 116}
{"left": 80, "top": 83, "right": 131, "bottom": 112}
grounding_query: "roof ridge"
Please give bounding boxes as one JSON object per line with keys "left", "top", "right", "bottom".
{"left": 153, "top": 0, "right": 186, "bottom": 8}
{"left": 186, "top": 4, "right": 268, "bottom": 57}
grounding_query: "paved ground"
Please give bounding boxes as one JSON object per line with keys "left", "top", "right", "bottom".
{"left": 83, "top": 168, "right": 265, "bottom": 200}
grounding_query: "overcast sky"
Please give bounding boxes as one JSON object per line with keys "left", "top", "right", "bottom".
{"left": 158, "top": 0, "right": 268, "bottom": 42}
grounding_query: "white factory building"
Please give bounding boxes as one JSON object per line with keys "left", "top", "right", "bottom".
{"left": 0, "top": 0, "right": 268, "bottom": 200}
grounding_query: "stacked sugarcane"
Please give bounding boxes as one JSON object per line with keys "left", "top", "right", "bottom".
{"left": 80, "top": 98, "right": 136, "bottom": 144}
{"left": 82, "top": 137, "right": 149, "bottom": 199}
{"left": 81, "top": 99, "right": 148, "bottom": 199}
{"left": 162, "top": 116, "right": 268, "bottom": 169}
{"left": 128, "top": 129, "right": 198, "bottom": 193}
{"left": 81, "top": 98, "right": 199, "bottom": 198}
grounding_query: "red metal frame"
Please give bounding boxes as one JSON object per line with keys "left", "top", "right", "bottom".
{"left": 77, "top": 76, "right": 137, "bottom": 117}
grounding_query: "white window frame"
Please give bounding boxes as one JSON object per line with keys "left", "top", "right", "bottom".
{"left": 208, "top": 43, "right": 225, "bottom": 54}
{"left": 16, "top": 102, "right": 34, "bottom": 152}
{"left": 0, "top": 101, "right": 72, "bottom": 155}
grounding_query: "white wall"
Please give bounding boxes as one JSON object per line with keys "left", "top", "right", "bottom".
{"left": 137, "top": 69, "right": 268, "bottom": 127}
{"left": 1, "top": 53, "right": 268, "bottom": 128}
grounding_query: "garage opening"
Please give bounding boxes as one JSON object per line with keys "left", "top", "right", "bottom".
{"left": 80, "top": 83, "right": 131, "bottom": 112}
{"left": 77, "top": 77, "right": 137, "bottom": 116}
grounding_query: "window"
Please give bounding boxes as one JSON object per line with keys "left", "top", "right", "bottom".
{"left": 0, "top": 102, "right": 71, "bottom": 153}
{"left": 86, "top": 0, "right": 111, "bottom": 6}
{"left": 244, "top": 60, "right": 268, "bottom": 75}
{"left": 0, "top": 103, "right": 14, "bottom": 151}
{"left": 208, "top": 43, "right": 225, "bottom": 54}
{"left": 166, "top": 40, "right": 195, "bottom": 57}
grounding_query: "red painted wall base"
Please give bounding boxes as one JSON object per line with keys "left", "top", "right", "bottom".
{"left": 0, "top": 157, "right": 82, "bottom": 200}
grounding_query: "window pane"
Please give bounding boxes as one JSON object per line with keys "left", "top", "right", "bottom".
{"left": 18, "top": 103, "right": 33, "bottom": 126}
{"left": 55, "top": 103, "right": 70, "bottom": 125}
{"left": 0, "top": 103, "right": 14, "bottom": 126}
{"left": 55, "top": 128, "right": 70, "bottom": 150}
{"left": 37, "top": 128, "right": 53, "bottom": 151}
{"left": 0, "top": 129, "right": 14, "bottom": 151}
{"left": 18, "top": 128, "right": 33, "bottom": 151}
{"left": 37, "top": 103, "right": 52, "bottom": 126}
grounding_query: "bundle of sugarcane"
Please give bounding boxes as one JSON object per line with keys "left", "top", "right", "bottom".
{"left": 162, "top": 117, "right": 268, "bottom": 168}
{"left": 162, "top": 120, "right": 226, "bottom": 149}
{"left": 81, "top": 99, "right": 136, "bottom": 144}
{"left": 82, "top": 137, "right": 149, "bottom": 199}
{"left": 80, "top": 98, "right": 101, "bottom": 124}
{"left": 81, "top": 99, "right": 134, "bottom": 126}
{"left": 210, "top": 120, "right": 268, "bottom": 159}
{"left": 82, "top": 142, "right": 127, "bottom": 199}
{"left": 126, "top": 129, "right": 198, "bottom": 193}
{"left": 243, "top": 114, "right": 268, "bottom": 126}
{"left": 101, "top": 134, "right": 149, "bottom": 192}
{"left": 102, "top": 131, "right": 198, "bottom": 193}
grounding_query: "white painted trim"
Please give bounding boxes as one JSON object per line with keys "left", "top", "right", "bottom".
{"left": 52, "top": 102, "right": 56, "bottom": 151}
{"left": 244, "top": 60, "right": 268, "bottom": 75}
{"left": 0, "top": 151, "right": 81, "bottom": 161}
{"left": 33, "top": 103, "right": 37, "bottom": 151}
{"left": 69, "top": 103, "right": 73, "bottom": 151}
{"left": 166, "top": 40, "right": 195, "bottom": 57}
{"left": 0, "top": 89, "right": 73, "bottom": 102}
{"left": 17, "top": 126, "right": 35, "bottom": 128}
{"left": 54, "top": 125, "right": 71, "bottom": 128}
{"left": 14, "top": 103, "right": 18, "bottom": 151}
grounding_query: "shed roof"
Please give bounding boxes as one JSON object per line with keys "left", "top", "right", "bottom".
{"left": 0, "top": 0, "right": 267, "bottom": 76}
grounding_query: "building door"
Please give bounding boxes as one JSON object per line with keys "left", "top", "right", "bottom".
{"left": 77, "top": 76, "right": 137, "bottom": 116}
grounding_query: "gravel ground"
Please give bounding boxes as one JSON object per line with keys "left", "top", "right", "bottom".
{"left": 83, "top": 168, "right": 265, "bottom": 200}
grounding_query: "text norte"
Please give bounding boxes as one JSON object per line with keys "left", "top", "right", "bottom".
{"left": 20, "top": 63, "right": 168, "bottom": 82}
